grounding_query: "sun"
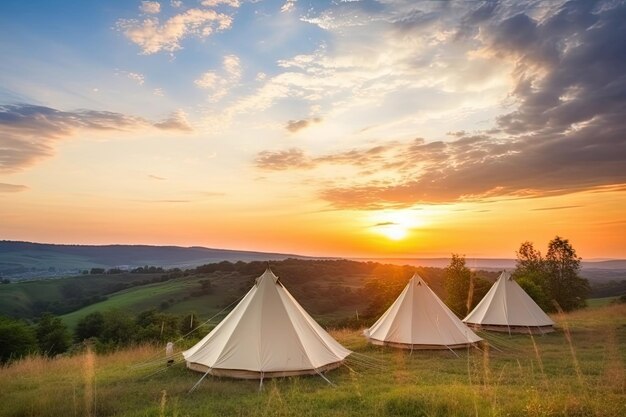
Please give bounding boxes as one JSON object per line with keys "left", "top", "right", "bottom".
{"left": 380, "top": 224, "right": 408, "bottom": 241}
{"left": 369, "top": 210, "right": 424, "bottom": 241}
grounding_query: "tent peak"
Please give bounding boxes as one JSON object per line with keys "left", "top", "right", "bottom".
{"left": 256, "top": 267, "right": 279, "bottom": 285}
{"left": 410, "top": 272, "right": 426, "bottom": 286}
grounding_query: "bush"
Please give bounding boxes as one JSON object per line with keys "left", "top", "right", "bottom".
{"left": 36, "top": 313, "right": 71, "bottom": 356}
{"left": 0, "top": 316, "right": 37, "bottom": 363}
{"left": 75, "top": 312, "right": 105, "bottom": 342}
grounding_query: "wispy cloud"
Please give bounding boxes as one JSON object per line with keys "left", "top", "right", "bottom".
{"left": 201, "top": 0, "right": 240, "bottom": 7}
{"left": 154, "top": 109, "right": 193, "bottom": 131}
{"left": 148, "top": 174, "right": 166, "bottom": 180}
{"left": 140, "top": 1, "right": 161, "bottom": 15}
{"left": 371, "top": 221, "right": 396, "bottom": 227}
{"left": 117, "top": 8, "right": 233, "bottom": 55}
{"left": 286, "top": 117, "right": 321, "bottom": 133}
{"left": 117, "top": 70, "right": 145, "bottom": 85}
{"left": 0, "top": 183, "right": 28, "bottom": 193}
{"left": 0, "top": 104, "right": 193, "bottom": 173}
{"left": 255, "top": 148, "right": 313, "bottom": 170}
{"left": 194, "top": 54, "right": 242, "bottom": 101}
{"left": 531, "top": 206, "right": 582, "bottom": 212}
{"left": 281, "top": 1, "right": 296, "bottom": 13}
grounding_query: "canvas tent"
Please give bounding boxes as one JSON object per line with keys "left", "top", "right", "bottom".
{"left": 183, "top": 268, "right": 351, "bottom": 379}
{"left": 364, "top": 273, "right": 482, "bottom": 349}
{"left": 463, "top": 271, "right": 555, "bottom": 334}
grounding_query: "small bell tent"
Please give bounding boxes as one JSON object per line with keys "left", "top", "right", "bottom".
{"left": 463, "top": 271, "right": 555, "bottom": 334}
{"left": 183, "top": 268, "right": 351, "bottom": 379}
{"left": 364, "top": 273, "right": 482, "bottom": 350}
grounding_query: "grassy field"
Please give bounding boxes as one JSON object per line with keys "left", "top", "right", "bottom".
{"left": 586, "top": 296, "right": 619, "bottom": 308}
{"left": 59, "top": 267, "right": 374, "bottom": 329}
{"left": 0, "top": 273, "right": 168, "bottom": 318}
{"left": 1, "top": 303, "right": 624, "bottom": 417}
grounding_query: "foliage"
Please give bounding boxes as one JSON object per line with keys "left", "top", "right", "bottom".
{"left": 75, "top": 312, "right": 105, "bottom": 342}
{"left": 179, "top": 312, "right": 202, "bottom": 337}
{"left": 516, "top": 277, "right": 549, "bottom": 310}
{"left": 99, "top": 310, "right": 137, "bottom": 347}
{"left": 74, "top": 309, "right": 185, "bottom": 351}
{"left": 135, "top": 310, "right": 180, "bottom": 343}
{"left": 0, "top": 316, "right": 37, "bottom": 363}
{"left": 545, "top": 236, "right": 590, "bottom": 311}
{"left": 36, "top": 313, "right": 71, "bottom": 356}
{"left": 514, "top": 237, "right": 590, "bottom": 312}
{"left": 443, "top": 255, "right": 492, "bottom": 317}
{"left": 444, "top": 254, "right": 473, "bottom": 317}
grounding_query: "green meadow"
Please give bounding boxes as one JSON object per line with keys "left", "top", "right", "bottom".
{"left": 1, "top": 303, "right": 624, "bottom": 417}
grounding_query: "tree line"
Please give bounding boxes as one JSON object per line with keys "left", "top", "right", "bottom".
{"left": 445, "top": 236, "right": 591, "bottom": 315}
{"left": 0, "top": 309, "right": 203, "bottom": 363}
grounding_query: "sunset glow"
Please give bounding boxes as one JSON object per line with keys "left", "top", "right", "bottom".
{"left": 1, "top": 0, "right": 625, "bottom": 259}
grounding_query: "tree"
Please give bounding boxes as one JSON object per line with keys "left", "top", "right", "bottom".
{"left": 36, "top": 313, "right": 71, "bottom": 356}
{"left": 135, "top": 310, "right": 180, "bottom": 343}
{"left": 444, "top": 254, "right": 472, "bottom": 317}
{"left": 0, "top": 316, "right": 38, "bottom": 363}
{"left": 516, "top": 277, "right": 550, "bottom": 311}
{"left": 100, "top": 310, "right": 137, "bottom": 346}
{"left": 545, "top": 236, "right": 590, "bottom": 311}
{"left": 513, "top": 242, "right": 553, "bottom": 311}
{"left": 75, "top": 312, "right": 105, "bottom": 342}
{"left": 513, "top": 237, "right": 590, "bottom": 312}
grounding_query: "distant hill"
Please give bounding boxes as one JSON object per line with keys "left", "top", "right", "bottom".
{"left": 357, "top": 257, "right": 626, "bottom": 271}
{"left": 1, "top": 240, "right": 624, "bottom": 283}
{"left": 0, "top": 241, "right": 311, "bottom": 279}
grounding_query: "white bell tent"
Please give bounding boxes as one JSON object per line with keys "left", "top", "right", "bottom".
{"left": 463, "top": 271, "right": 555, "bottom": 334}
{"left": 183, "top": 268, "right": 351, "bottom": 379}
{"left": 364, "top": 273, "right": 482, "bottom": 350}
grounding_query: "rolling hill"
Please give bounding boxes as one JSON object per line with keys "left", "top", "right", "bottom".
{"left": 0, "top": 241, "right": 310, "bottom": 279}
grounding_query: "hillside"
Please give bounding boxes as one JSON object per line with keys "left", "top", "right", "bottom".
{"left": 3, "top": 241, "right": 624, "bottom": 286}
{"left": 0, "top": 241, "right": 309, "bottom": 279}
{"left": 0, "top": 303, "right": 624, "bottom": 417}
{"left": 2, "top": 259, "right": 480, "bottom": 326}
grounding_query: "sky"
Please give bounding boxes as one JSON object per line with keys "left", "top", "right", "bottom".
{"left": 1, "top": 0, "right": 625, "bottom": 259}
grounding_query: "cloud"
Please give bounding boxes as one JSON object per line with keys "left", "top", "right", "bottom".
{"left": 252, "top": 0, "right": 626, "bottom": 209}
{"left": 222, "top": 54, "right": 241, "bottom": 79}
{"left": 140, "top": 1, "right": 161, "bottom": 14}
{"left": 0, "top": 104, "right": 193, "bottom": 173}
{"left": 531, "top": 206, "right": 582, "bottom": 211}
{"left": 117, "top": 70, "right": 145, "bottom": 85}
{"left": 148, "top": 174, "right": 166, "bottom": 180}
{"left": 281, "top": 1, "right": 296, "bottom": 13}
{"left": 116, "top": 8, "right": 233, "bottom": 54}
{"left": 255, "top": 148, "right": 313, "bottom": 170}
{"left": 372, "top": 221, "right": 396, "bottom": 227}
{"left": 286, "top": 117, "right": 321, "bottom": 133}
{"left": 195, "top": 72, "right": 219, "bottom": 89}
{"left": 0, "top": 183, "right": 28, "bottom": 193}
{"left": 171, "top": 1, "right": 183, "bottom": 8}
{"left": 201, "top": 0, "right": 240, "bottom": 7}
{"left": 194, "top": 54, "right": 242, "bottom": 101}
{"left": 154, "top": 110, "right": 193, "bottom": 131}
{"left": 199, "top": 0, "right": 516, "bottom": 132}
